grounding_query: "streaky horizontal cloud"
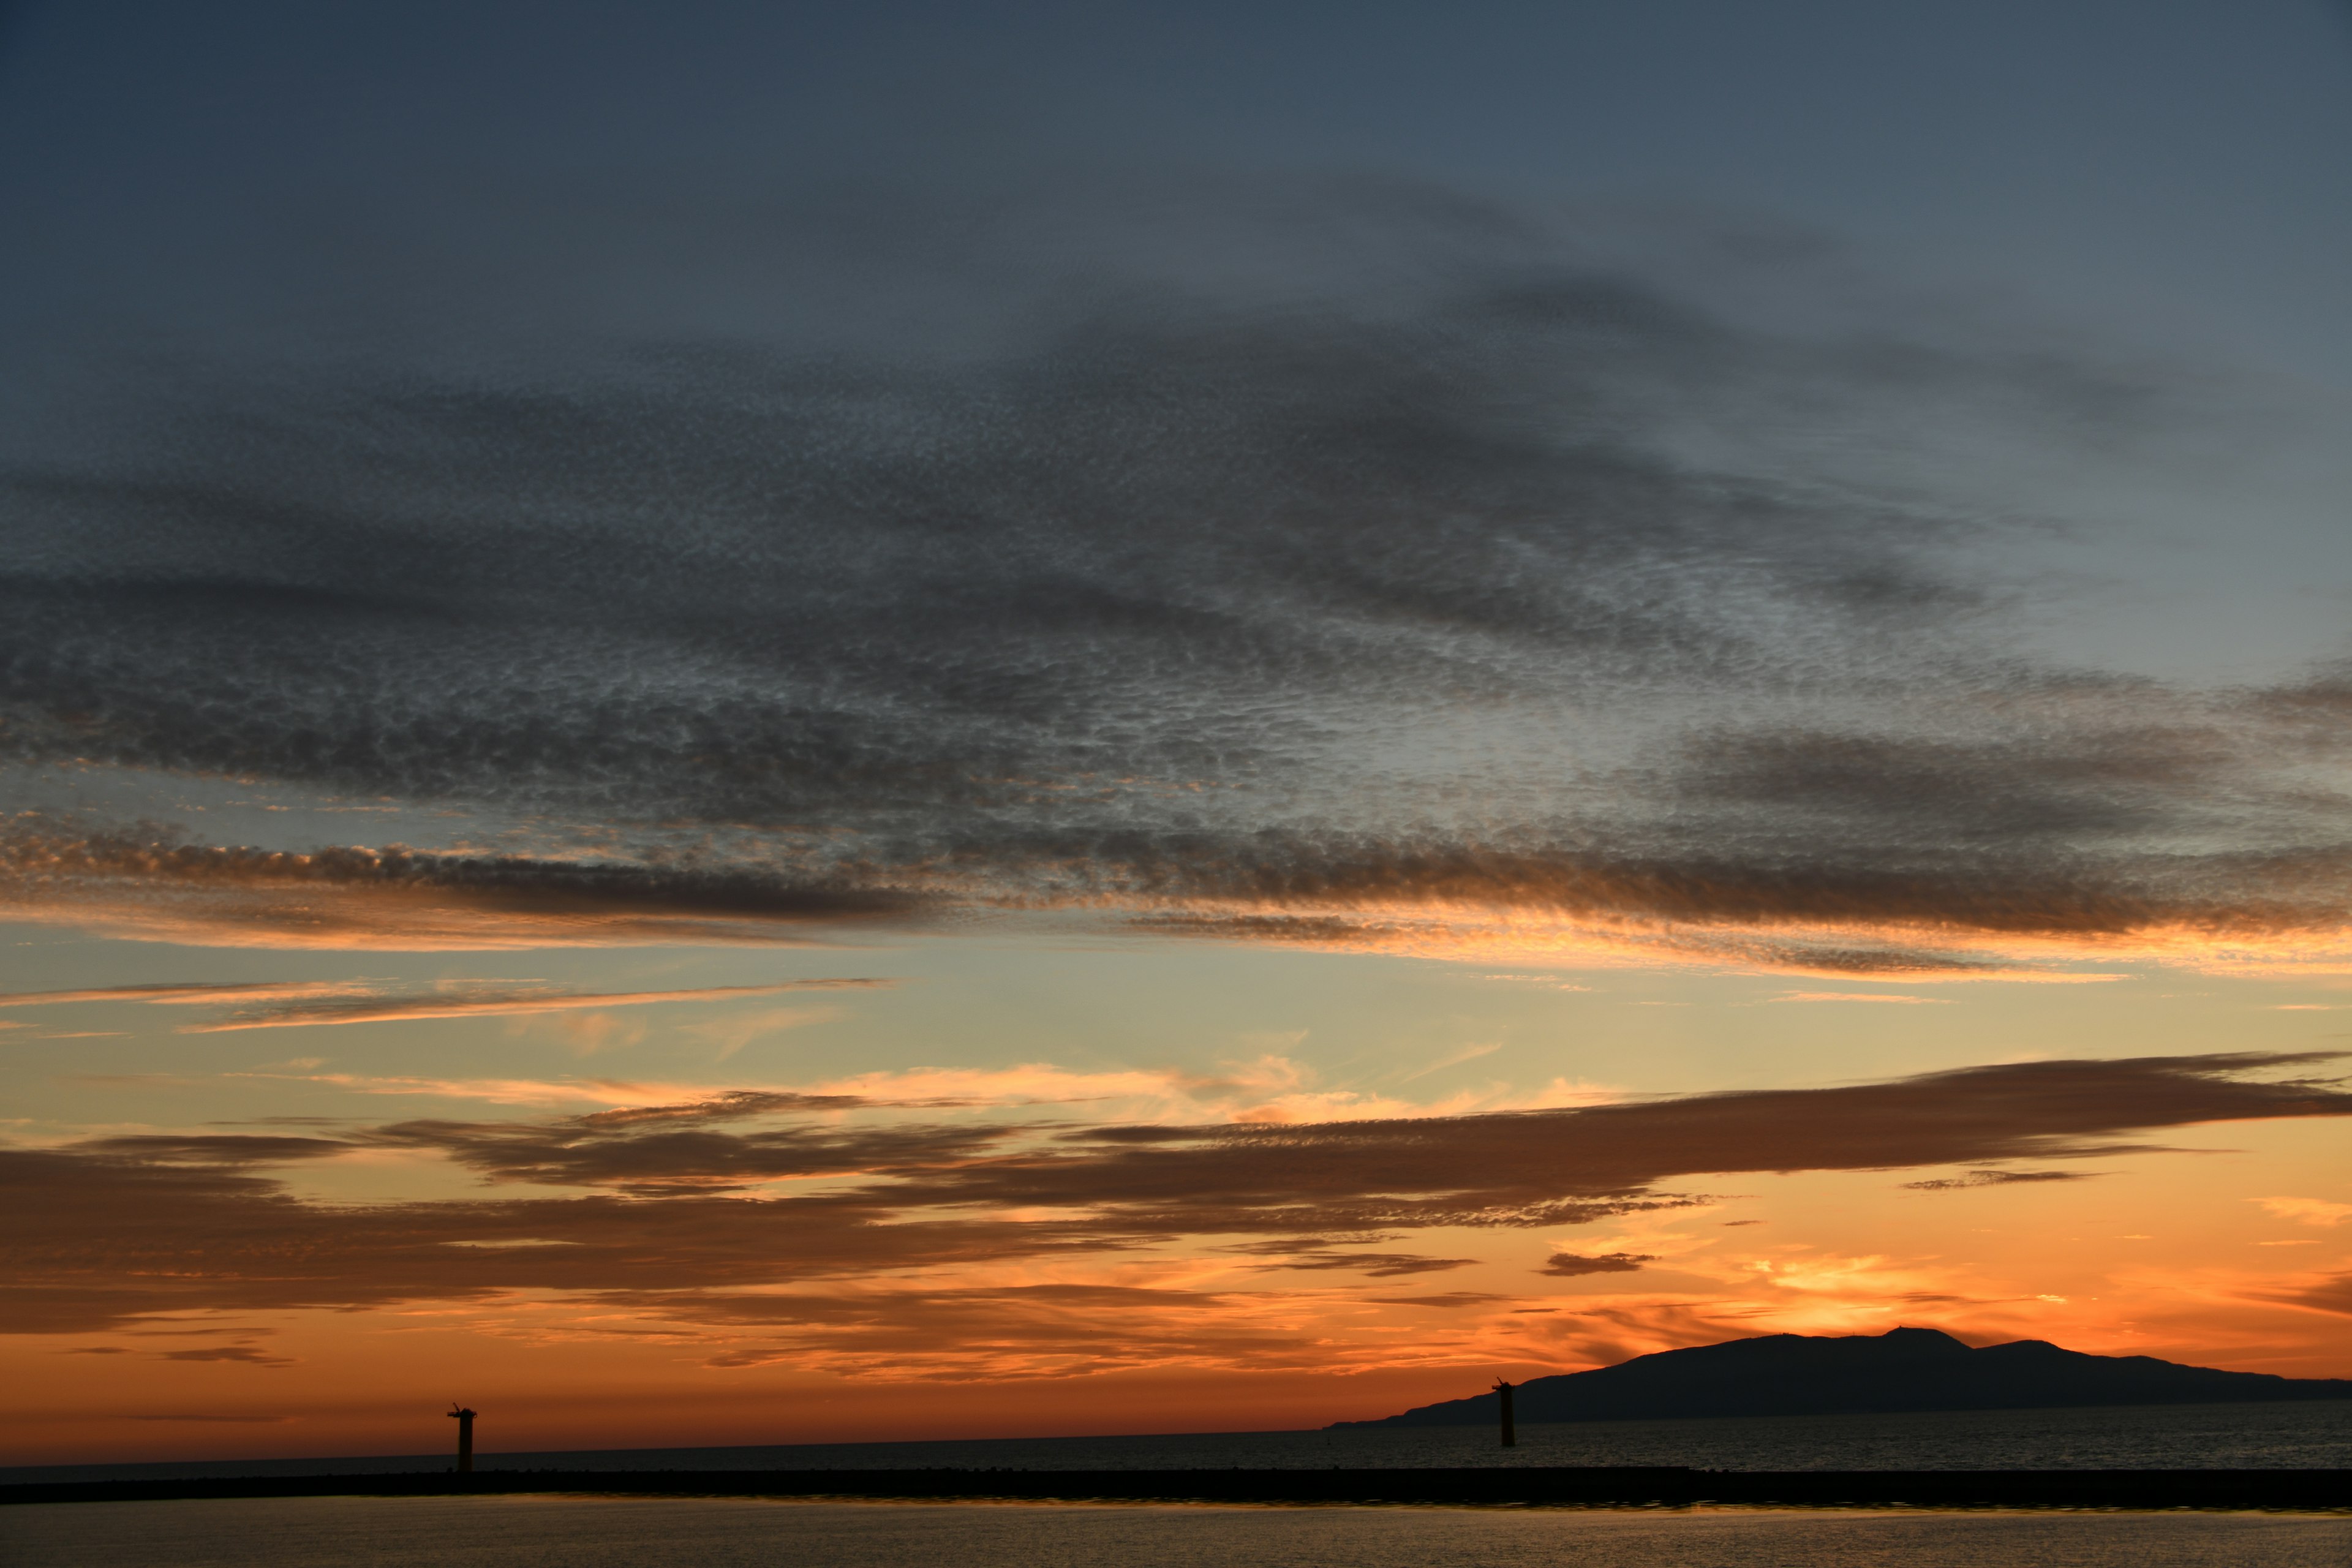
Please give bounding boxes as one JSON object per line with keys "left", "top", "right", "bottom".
{"left": 220, "top": 1072, "right": 793, "bottom": 1108}
{"left": 226, "top": 1051, "right": 2352, "bottom": 1219}
{"left": 2253, "top": 1196, "right": 2352, "bottom": 1227}
{"left": 0, "top": 820, "right": 933, "bottom": 948}
{"left": 1771, "top": 991, "right": 1952, "bottom": 1005}
{"left": 1133, "top": 913, "right": 2086, "bottom": 977}
{"left": 0, "top": 1150, "right": 1109, "bottom": 1335}
{"left": 577, "top": 1090, "right": 872, "bottom": 1126}
{"left": 860, "top": 1053, "right": 2352, "bottom": 1234}
{"left": 1901, "top": 1169, "right": 2098, "bottom": 1191}
{"left": 1242, "top": 1250, "right": 1475, "bottom": 1278}
{"left": 221, "top": 1058, "right": 1466, "bottom": 1119}
{"left": 178, "top": 978, "right": 891, "bottom": 1031}
{"left": 72, "top": 1133, "right": 352, "bottom": 1166}
{"left": 2266, "top": 1273, "right": 2352, "bottom": 1317}
{"left": 16, "top": 812, "right": 2351, "bottom": 976}
{"left": 0, "top": 981, "right": 374, "bottom": 1008}
{"left": 9, "top": 1052, "right": 2342, "bottom": 1343}
{"left": 1542, "top": 1252, "right": 1655, "bottom": 1276}
{"left": 157, "top": 1344, "right": 293, "bottom": 1366}
{"left": 1116, "top": 835, "right": 2352, "bottom": 940}
{"left": 361, "top": 1113, "right": 1012, "bottom": 1195}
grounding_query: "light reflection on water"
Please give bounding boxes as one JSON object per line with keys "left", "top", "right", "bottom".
{"left": 4, "top": 1498, "right": 2350, "bottom": 1568}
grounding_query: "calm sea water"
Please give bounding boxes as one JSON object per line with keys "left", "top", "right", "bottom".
{"left": 10, "top": 1405, "right": 2347, "bottom": 1567}
{"left": 4, "top": 1497, "right": 2349, "bottom": 1568}
{"left": 12, "top": 1401, "right": 2350, "bottom": 1487}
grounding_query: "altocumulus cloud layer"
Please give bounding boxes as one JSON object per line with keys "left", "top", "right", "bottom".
{"left": 8, "top": 1051, "right": 2348, "bottom": 1371}
{"left": 4, "top": 178, "right": 2346, "bottom": 965}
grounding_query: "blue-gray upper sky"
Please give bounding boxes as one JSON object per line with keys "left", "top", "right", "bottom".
{"left": 1, "top": 1, "right": 2348, "bottom": 970}
{"left": 7, "top": 1, "right": 2348, "bottom": 370}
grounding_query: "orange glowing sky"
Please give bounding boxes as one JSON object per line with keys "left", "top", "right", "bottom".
{"left": 6, "top": 910, "right": 2350, "bottom": 1465}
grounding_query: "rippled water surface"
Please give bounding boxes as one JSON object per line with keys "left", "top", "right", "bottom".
{"left": 6, "top": 1498, "right": 2352, "bottom": 1568}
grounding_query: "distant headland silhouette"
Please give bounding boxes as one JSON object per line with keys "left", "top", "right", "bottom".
{"left": 1333, "top": 1327, "right": 2352, "bottom": 1427}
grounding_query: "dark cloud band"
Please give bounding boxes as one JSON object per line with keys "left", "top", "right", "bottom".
{"left": 11, "top": 1050, "right": 2342, "bottom": 1335}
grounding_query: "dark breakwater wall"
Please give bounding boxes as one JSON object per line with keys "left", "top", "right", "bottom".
{"left": 6, "top": 1467, "right": 2350, "bottom": 1511}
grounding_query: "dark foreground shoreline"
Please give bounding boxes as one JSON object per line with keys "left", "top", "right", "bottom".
{"left": 6, "top": 1468, "right": 2348, "bottom": 1512}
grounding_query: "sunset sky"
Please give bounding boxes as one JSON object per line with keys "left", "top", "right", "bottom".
{"left": 4, "top": 1, "right": 2352, "bottom": 1466}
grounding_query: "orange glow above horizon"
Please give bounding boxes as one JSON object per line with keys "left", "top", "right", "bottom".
{"left": 5, "top": 914, "right": 2348, "bottom": 1466}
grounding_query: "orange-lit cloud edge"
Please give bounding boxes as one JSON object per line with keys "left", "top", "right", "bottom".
{"left": 8, "top": 821, "right": 2352, "bottom": 978}
{"left": 12, "top": 1054, "right": 2351, "bottom": 1392}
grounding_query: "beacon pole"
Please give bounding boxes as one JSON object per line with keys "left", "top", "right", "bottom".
{"left": 449, "top": 1404, "right": 477, "bottom": 1474}
{"left": 1493, "top": 1379, "right": 1515, "bottom": 1448}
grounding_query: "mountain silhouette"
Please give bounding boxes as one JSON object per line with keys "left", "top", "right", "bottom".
{"left": 1334, "top": 1327, "right": 2352, "bottom": 1426}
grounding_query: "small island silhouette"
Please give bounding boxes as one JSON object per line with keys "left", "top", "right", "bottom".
{"left": 1333, "top": 1326, "right": 2352, "bottom": 1427}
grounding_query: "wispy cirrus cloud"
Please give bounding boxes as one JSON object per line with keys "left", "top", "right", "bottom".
{"left": 2266, "top": 1273, "right": 2352, "bottom": 1317}
{"left": 1770, "top": 991, "right": 1954, "bottom": 1005}
{"left": 1220, "top": 1238, "right": 1476, "bottom": 1278}
{"left": 1900, "top": 1169, "right": 2100, "bottom": 1192}
{"left": 2253, "top": 1196, "right": 2352, "bottom": 1227}
{"left": 177, "top": 978, "right": 891, "bottom": 1032}
{"left": 0, "top": 973, "right": 892, "bottom": 1038}
{"left": 212, "top": 1057, "right": 1616, "bottom": 1126}
{"left": 0, "top": 981, "right": 375, "bottom": 1008}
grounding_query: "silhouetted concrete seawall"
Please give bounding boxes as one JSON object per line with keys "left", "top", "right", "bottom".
{"left": 6, "top": 1468, "right": 2349, "bottom": 1510}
